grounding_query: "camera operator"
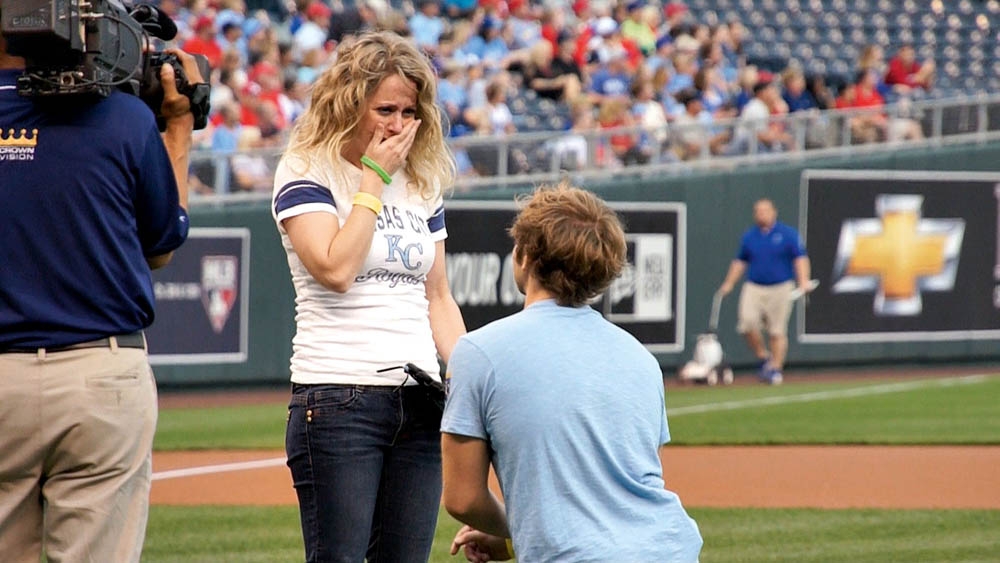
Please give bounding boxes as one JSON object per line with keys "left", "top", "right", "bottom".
{"left": 0, "top": 14, "right": 204, "bottom": 562}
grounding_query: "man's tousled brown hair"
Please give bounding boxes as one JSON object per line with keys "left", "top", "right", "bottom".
{"left": 510, "top": 182, "right": 627, "bottom": 307}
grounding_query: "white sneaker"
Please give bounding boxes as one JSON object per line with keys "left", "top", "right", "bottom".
{"left": 769, "top": 370, "right": 783, "bottom": 385}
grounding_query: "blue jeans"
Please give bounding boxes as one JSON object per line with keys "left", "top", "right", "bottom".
{"left": 285, "top": 383, "right": 443, "bottom": 563}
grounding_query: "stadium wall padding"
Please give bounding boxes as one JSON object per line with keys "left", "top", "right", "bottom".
{"left": 152, "top": 141, "right": 1000, "bottom": 385}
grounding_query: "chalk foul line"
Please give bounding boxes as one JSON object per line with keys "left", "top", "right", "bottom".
{"left": 152, "top": 374, "right": 993, "bottom": 481}
{"left": 668, "top": 374, "right": 991, "bottom": 416}
{"left": 152, "top": 457, "right": 287, "bottom": 481}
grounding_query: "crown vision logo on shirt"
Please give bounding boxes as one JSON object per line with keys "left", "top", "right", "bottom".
{"left": 831, "top": 194, "right": 965, "bottom": 316}
{"left": 0, "top": 128, "right": 38, "bottom": 161}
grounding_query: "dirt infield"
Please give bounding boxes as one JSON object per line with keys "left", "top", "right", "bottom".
{"left": 154, "top": 367, "right": 1000, "bottom": 510}
{"left": 151, "top": 445, "right": 1000, "bottom": 509}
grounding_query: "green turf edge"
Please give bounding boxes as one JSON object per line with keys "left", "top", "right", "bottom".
{"left": 143, "top": 506, "right": 1000, "bottom": 563}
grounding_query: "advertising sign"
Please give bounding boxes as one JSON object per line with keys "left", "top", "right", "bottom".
{"left": 799, "top": 170, "right": 1000, "bottom": 342}
{"left": 445, "top": 201, "right": 686, "bottom": 352}
{"left": 148, "top": 228, "right": 250, "bottom": 364}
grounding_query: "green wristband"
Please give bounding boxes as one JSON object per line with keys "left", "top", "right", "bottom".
{"left": 360, "top": 155, "right": 392, "bottom": 184}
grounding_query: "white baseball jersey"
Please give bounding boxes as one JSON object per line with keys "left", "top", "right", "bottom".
{"left": 272, "top": 153, "right": 446, "bottom": 385}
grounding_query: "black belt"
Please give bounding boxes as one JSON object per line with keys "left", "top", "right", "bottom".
{"left": 1, "top": 331, "right": 146, "bottom": 354}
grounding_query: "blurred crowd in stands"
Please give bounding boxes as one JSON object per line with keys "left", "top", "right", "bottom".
{"left": 157, "top": 0, "right": 974, "bottom": 193}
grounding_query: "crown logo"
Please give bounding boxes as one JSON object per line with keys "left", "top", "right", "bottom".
{"left": 0, "top": 128, "right": 39, "bottom": 148}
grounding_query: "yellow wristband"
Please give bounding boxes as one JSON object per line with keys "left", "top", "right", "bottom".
{"left": 352, "top": 191, "right": 383, "bottom": 216}
{"left": 505, "top": 537, "right": 515, "bottom": 558}
{"left": 360, "top": 155, "right": 393, "bottom": 184}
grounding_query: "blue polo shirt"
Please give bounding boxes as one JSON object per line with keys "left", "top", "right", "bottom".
{"left": 442, "top": 300, "right": 703, "bottom": 562}
{"left": 0, "top": 69, "right": 189, "bottom": 348}
{"left": 737, "top": 220, "right": 807, "bottom": 285}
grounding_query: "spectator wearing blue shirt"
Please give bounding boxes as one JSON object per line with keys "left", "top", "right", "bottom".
{"left": 442, "top": 0, "right": 477, "bottom": 19}
{"left": 589, "top": 48, "right": 632, "bottom": 100}
{"left": 437, "top": 61, "right": 469, "bottom": 135}
{"left": 211, "top": 102, "right": 243, "bottom": 152}
{"left": 409, "top": 0, "right": 447, "bottom": 54}
{"left": 781, "top": 67, "right": 819, "bottom": 112}
{"left": 441, "top": 184, "right": 702, "bottom": 563}
{"left": 463, "top": 17, "right": 509, "bottom": 69}
{"left": 665, "top": 51, "right": 696, "bottom": 96}
{"left": 718, "top": 199, "right": 812, "bottom": 384}
{"left": 506, "top": 0, "right": 541, "bottom": 50}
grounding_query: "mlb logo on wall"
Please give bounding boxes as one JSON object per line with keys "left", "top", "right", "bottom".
{"left": 799, "top": 170, "right": 1000, "bottom": 343}
{"left": 604, "top": 234, "right": 675, "bottom": 322}
{"left": 202, "top": 255, "right": 239, "bottom": 333}
{"left": 147, "top": 228, "right": 250, "bottom": 364}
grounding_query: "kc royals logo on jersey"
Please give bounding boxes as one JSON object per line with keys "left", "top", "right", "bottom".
{"left": 384, "top": 234, "right": 424, "bottom": 270}
{"left": 201, "top": 255, "right": 239, "bottom": 333}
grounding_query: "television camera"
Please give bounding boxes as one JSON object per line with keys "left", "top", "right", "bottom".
{"left": 1, "top": 0, "right": 210, "bottom": 130}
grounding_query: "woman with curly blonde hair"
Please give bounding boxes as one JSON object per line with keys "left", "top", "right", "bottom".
{"left": 272, "top": 31, "right": 466, "bottom": 562}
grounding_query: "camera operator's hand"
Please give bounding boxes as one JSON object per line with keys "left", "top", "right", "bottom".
{"left": 159, "top": 48, "right": 205, "bottom": 126}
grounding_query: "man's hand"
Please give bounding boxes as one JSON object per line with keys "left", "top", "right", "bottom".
{"left": 717, "top": 282, "right": 733, "bottom": 297}
{"left": 450, "top": 526, "right": 512, "bottom": 562}
{"left": 159, "top": 48, "right": 205, "bottom": 125}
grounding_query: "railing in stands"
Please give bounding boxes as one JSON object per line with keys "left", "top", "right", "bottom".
{"left": 189, "top": 93, "right": 1000, "bottom": 201}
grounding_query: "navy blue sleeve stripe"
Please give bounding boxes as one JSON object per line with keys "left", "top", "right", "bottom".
{"left": 274, "top": 180, "right": 329, "bottom": 203}
{"left": 274, "top": 183, "right": 336, "bottom": 216}
{"left": 427, "top": 204, "right": 446, "bottom": 233}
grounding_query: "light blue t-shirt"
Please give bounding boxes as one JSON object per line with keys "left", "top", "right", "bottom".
{"left": 441, "top": 300, "right": 703, "bottom": 563}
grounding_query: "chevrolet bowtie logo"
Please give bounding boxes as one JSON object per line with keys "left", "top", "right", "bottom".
{"left": 0, "top": 128, "right": 38, "bottom": 147}
{"left": 832, "top": 195, "right": 965, "bottom": 316}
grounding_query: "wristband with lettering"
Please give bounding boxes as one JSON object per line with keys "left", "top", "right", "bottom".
{"left": 360, "top": 155, "right": 393, "bottom": 184}
{"left": 352, "top": 191, "right": 383, "bottom": 216}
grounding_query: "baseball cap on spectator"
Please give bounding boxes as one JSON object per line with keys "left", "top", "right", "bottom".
{"left": 665, "top": 2, "right": 688, "bottom": 19}
{"left": 572, "top": 0, "right": 589, "bottom": 16}
{"left": 626, "top": 0, "right": 645, "bottom": 11}
{"left": 593, "top": 16, "right": 618, "bottom": 37}
{"left": 481, "top": 15, "right": 503, "bottom": 32}
{"left": 194, "top": 15, "right": 215, "bottom": 32}
{"left": 242, "top": 80, "right": 263, "bottom": 98}
{"left": 753, "top": 77, "right": 775, "bottom": 95}
{"left": 675, "top": 87, "right": 701, "bottom": 106}
{"left": 508, "top": 0, "right": 526, "bottom": 12}
{"left": 215, "top": 11, "right": 243, "bottom": 31}
{"left": 221, "top": 21, "right": 241, "bottom": 35}
{"left": 607, "top": 46, "right": 628, "bottom": 61}
{"left": 655, "top": 34, "right": 673, "bottom": 50}
{"left": 249, "top": 61, "right": 280, "bottom": 84}
{"left": 243, "top": 17, "right": 265, "bottom": 37}
{"left": 674, "top": 34, "right": 699, "bottom": 52}
{"left": 306, "top": 1, "right": 332, "bottom": 19}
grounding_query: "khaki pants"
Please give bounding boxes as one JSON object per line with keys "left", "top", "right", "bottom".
{"left": 737, "top": 281, "right": 794, "bottom": 336}
{"left": 0, "top": 345, "right": 157, "bottom": 563}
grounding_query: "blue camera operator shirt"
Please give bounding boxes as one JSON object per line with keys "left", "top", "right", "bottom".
{"left": 737, "top": 220, "right": 807, "bottom": 285}
{"left": 0, "top": 69, "right": 189, "bottom": 348}
{"left": 442, "top": 299, "right": 703, "bottom": 562}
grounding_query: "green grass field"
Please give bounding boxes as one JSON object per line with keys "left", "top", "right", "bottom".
{"left": 143, "top": 506, "right": 1000, "bottom": 563}
{"left": 148, "top": 373, "right": 1000, "bottom": 562}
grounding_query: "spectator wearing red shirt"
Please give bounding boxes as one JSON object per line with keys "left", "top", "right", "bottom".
{"left": 885, "top": 44, "right": 935, "bottom": 93}
{"left": 182, "top": 16, "right": 224, "bottom": 69}
{"left": 837, "top": 70, "right": 922, "bottom": 143}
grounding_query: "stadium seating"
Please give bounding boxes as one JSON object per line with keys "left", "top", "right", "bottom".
{"left": 687, "top": 0, "right": 1000, "bottom": 99}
